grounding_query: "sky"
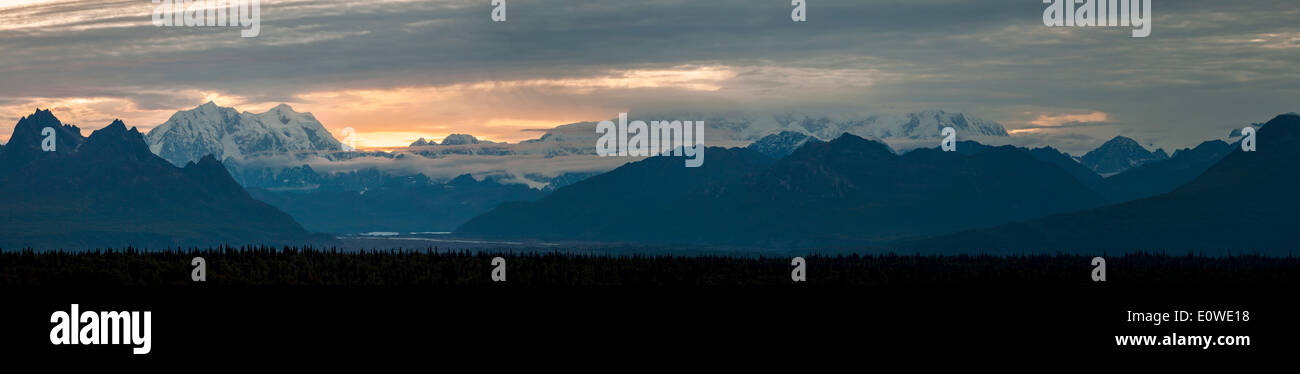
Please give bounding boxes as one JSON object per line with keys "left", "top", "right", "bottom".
{"left": 1, "top": 0, "right": 1298, "bottom": 154}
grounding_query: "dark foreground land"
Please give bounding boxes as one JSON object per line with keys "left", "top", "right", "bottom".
{"left": 4, "top": 247, "right": 1298, "bottom": 359}
{"left": 2, "top": 246, "right": 1297, "bottom": 286}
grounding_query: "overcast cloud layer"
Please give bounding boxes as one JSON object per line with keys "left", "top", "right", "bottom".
{"left": 1, "top": 0, "right": 1298, "bottom": 154}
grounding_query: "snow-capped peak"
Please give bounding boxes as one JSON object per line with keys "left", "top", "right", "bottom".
{"left": 146, "top": 103, "right": 343, "bottom": 166}
{"left": 772, "top": 110, "right": 1009, "bottom": 141}
{"left": 441, "top": 134, "right": 489, "bottom": 145}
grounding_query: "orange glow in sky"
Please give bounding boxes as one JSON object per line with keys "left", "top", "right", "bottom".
{"left": 1, "top": 66, "right": 738, "bottom": 148}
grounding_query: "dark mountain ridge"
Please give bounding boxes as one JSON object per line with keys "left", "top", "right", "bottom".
{"left": 899, "top": 113, "right": 1300, "bottom": 254}
{"left": 1098, "top": 139, "right": 1232, "bottom": 203}
{"left": 458, "top": 133, "right": 1110, "bottom": 246}
{"left": 0, "top": 110, "right": 317, "bottom": 249}
{"left": 1079, "top": 135, "right": 1168, "bottom": 175}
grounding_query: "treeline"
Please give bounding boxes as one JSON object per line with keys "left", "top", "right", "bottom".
{"left": 1, "top": 246, "right": 1297, "bottom": 286}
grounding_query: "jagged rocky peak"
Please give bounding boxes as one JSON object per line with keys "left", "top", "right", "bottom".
{"left": 4, "top": 109, "right": 85, "bottom": 157}
{"left": 76, "top": 119, "right": 161, "bottom": 161}
{"left": 21, "top": 108, "right": 58, "bottom": 124}
{"left": 94, "top": 118, "right": 134, "bottom": 134}
{"left": 13, "top": 108, "right": 81, "bottom": 136}
{"left": 183, "top": 154, "right": 234, "bottom": 178}
{"left": 409, "top": 133, "right": 496, "bottom": 147}
{"left": 1079, "top": 135, "right": 1168, "bottom": 175}
{"left": 87, "top": 119, "right": 142, "bottom": 143}
{"left": 0, "top": 110, "right": 312, "bottom": 249}
{"left": 190, "top": 153, "right": 224, "bottom": 167}
{"left": 747, "top": 130, "right": 823, "bottom": 159}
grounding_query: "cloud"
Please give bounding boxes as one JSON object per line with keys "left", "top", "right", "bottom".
{"left": 0, "top": 0, "right": 1298, "bottom": 153}
{"left": 1028, "top": 112, "right": 1110, "bottom": 128}
{"left": 237, "top": 151, "right": 637, "bottom": 190}
{"left": 1005, "top": 111, "right": 1113, "bottom": 135}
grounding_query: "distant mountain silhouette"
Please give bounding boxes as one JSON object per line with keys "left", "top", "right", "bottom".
{"left": 712, "top": 134, "right": 1109, "bottom": 245}
{"left": 458, "top": 134, "right": 1109, "bottom": 246}
{"left": 1079, "top": 136, "right": 1168, "bottom": 175}
{"left": 902, "top": 114, "right": 1300, "bottom": 254}
{"left": 746, "top": 131, "right": 823, "bottom": 159}
{"left": 0, "top": 109, "right": 83, "bottom": 168}
{"left": 456, "top": 147, "right": 776, "bottom": 243}
{"left": 948, "top": 138, "right": 1232, "bottom": 205}
{"left": 0, "top": 110, "right": 318, "bottom": 249}
{"left": 410, "top": 134, "right": 495, "bottom": 146}
{"left": 1027, "top": 146, "right": 1105, "bottom": 190}
{"left": 1099, "top": 139, "right": 1232, "bottom": 202}
{"left": 248, "top": 173, "right": 544, "bottom": 234}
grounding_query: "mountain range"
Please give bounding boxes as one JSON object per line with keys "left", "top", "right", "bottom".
{"left": 898, "top": 113, "right": 1299, "bottom": 255}
{"left": 456, "top": 146, "right": 777, "bottom": 244}
{"left": 457, "top": 133, "right": 1110, "bottom": 246}
{"left": 411, "top": 134, "right": 496, "bottom": 146}
{"left": 957, "top": 139, "right": 1232, "bottom": 204}
{"left": 772, "top": 110, "right": 1009, "bottom": 142}
{"left": 11, "top": 102, "right": 1271, "bottom": 252}
{"left": 247, "top": 173, "right": 544, "bottom": 234}
{"left": 456, "top": 111, "right": 1285, "bottom": 251}
{"left": 0, "top": 109, "right": 319, "bottom": 249}
{"left": 140, "top": 105, "right": 1012, "bottom": 191}
{"left": 1096, "top": 139, "right": 1232, "bottom": 203}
